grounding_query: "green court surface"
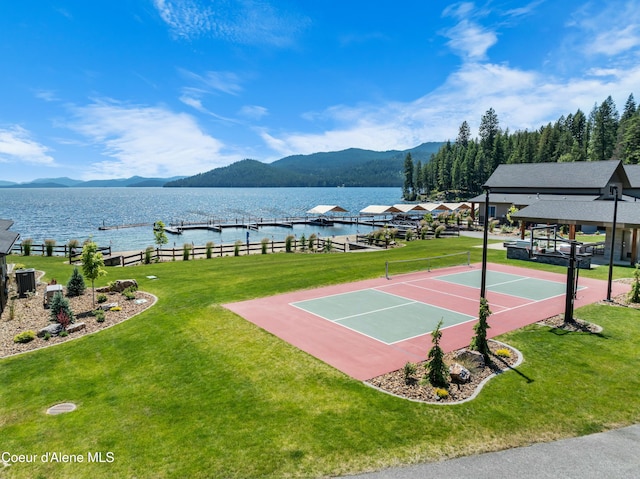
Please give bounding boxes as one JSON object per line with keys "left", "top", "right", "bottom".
{"left": 434, "top": 269, "right": 574, "bottom": 301}
{"left": 292, "top": 289, "right": 473, "bottom": 344}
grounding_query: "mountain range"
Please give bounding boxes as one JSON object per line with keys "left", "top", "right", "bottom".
{"left": 1, "top": 142, "right": 443, "bottom": 188}
{"left": 0, "top": 175, "right": 186, "bottom": 188}
{"left": 165, "top": 142, "right": 443, "bottom": 187}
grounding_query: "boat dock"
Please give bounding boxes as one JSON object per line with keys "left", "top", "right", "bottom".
{"left": 99, "top": 215, "right": 397, "bottom": 236}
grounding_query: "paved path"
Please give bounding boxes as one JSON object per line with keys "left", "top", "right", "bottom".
{"left": 340, "top": 424, "right": 640, "bottom": 479}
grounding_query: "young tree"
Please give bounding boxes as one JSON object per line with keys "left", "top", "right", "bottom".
{"left": 81, "top": 240, "right": 107, "bottom": 307}
{"left": 153, "top": 220, "right": 169, "bottom": 248}
{"left": 471, "top": 298, "right": 492, "bottom": 361}
{"left": 426, "top": 319, "right": 448, "bottom": 388}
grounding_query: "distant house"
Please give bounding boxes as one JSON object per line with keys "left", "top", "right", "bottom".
{"left": 469, "top": 160, "right": 640, "bottom": 265}
{"left": 0, "top": 219, "right": 20, "bottom": 317}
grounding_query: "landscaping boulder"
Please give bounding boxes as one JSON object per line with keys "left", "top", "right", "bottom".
{"left": 449, "top": 363, "right": 471, "bottom": 383}
{"left": 67, "top": 322, "right": 86, "bottom": 334}
{"left": 453, "top": 349, "right": 485, "bottom": 370}
{"left": 37, "top": 323, "right": 63, "bottom": 337}
{"left": 96, "top": 279, "right": 138, "bottom": 293}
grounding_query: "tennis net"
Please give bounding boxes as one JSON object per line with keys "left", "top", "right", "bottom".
{"left": 385, "top": 251, "right": 471, "bottom": 279}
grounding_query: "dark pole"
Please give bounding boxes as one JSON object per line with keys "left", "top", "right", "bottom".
{"left": 480, "top": 187, "right": 490, "bottom": 299}
{"left": 565, "top": 241, "right": 577, "bottom": 323}
{"left": 607, "top": 186, "right": 619, "bottom": 301}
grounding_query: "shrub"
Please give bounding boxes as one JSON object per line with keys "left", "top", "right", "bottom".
{"left": 97, "top": 293, "right": 108, "bottom": 303}
{"left": 14, "top": 330, "right": 36, "bottom": 343}
{"left": 234, "top": 240, "right": 242, "bottom": 256}
{"left": 66, "top": 267, "right": 86, "bottom": 297}
{"left": 49, "top": 291, "right": 74, "bottom": 324}
{"left": 144, "top": 246, "right": 154, "bottom": 264}
{"left": 59, "top": 330, "right": 69, "bottom": 337}
{"left": 308, "top": 233, "right": 317, "bottom": 252}
{"left": 182, "top": 243, "right": 192, "bottom": 261}
{"left": 122, "top": 286, "right": 136, "bottom": 300}
{"left": 110, "top": 306, "right": 122, "bottom": 311}
{"left": 43, "top": 332, "right": 51, "bottom": 341}
{"left": 22, "top": 238, "right": 33, "bottom": 256}
{"left": 93, "top": 309, "right": 106, "bottom": 322}
{"left": 285, "top": 235, "right": 294, "bottom": 253}
{"left": 261, "top": 238, "right": 269, "bottom": 255}
{"left": 434, "top": 388, "right": 449, "bottom": 399}
{"left": 56, "top": 310, "right": 72, "bottom": 330}
{"left": 403, "top": 362, "right": 417, "bottom": 384}
{"left": 629, "top": 263, "right": 640, "bottom": 303}
{"left": 324, "top": 238, "right": 333, "bottom": 252}
{"left": 206, "top": 241, "right": 214, "bottom": 259}
{"left": 495, "top": 348, "right": 511, "bottom": 358}
{"left": 434, "top": 225, "right": 446, "bottom": 238}
{"left": 67, "top": 238, "right": 80, "bottom": 257}
{"left": 405, "top": 229, "right": 414, "bottom": 241}
{"left": 300, "top": 234, "right": 307, "bottom": 252}
{"left": 45, "top": 238, "right": 56, "bottom": 257}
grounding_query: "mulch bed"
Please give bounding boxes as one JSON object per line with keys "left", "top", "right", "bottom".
{"left": 366, "top": 340, "right": 521, "bottom": 404}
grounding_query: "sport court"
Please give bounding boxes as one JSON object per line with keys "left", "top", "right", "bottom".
{"left": 225, "top": 263, "right": 626, "bottom": 381}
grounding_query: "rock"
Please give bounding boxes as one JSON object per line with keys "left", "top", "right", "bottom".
{"left": 454, "top": 349, "right": 485, "bottom": 369}
{"left": 96, "top": 279, "right": 138, "bottom": 293}
{"left": 67, "top": 322, "right": 86, "bottom": 334}
{"left": 37, "top": 323, "right": 63, "bottom": 337}
{"left": 449, "top": 363, "right": 471, "bottom": 383}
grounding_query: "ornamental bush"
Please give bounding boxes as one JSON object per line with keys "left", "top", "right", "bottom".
{"left": 49, "top": 291, "right": 74, "bottom": 325}
{"left": 426, "top": 319, "right": 448, "bottom": 388}
{"left": 14, "top": 330, "right": 36, "bottom": 343}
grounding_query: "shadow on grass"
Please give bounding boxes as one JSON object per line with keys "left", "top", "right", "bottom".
{"left": 490, "top": 355, "right": 535, "bottom": 384}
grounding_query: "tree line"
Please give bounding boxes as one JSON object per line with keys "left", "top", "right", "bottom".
{"left": 402, "top": 93, "right": 640, "bottom": 200}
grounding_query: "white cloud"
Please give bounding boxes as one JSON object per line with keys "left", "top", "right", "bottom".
{"left": 153, "top": 0, "right": 309, "bottom": 46}
{"left": 441, "top": 3, "right": 497, "bottom": 61}
{"left": 239, "top": 105, "right": 268, "bottom": 120}
{"left": 67, "top": 100, "right": 239, "bottom": 179}
{"left": 0, "top": 126, "right": 56, "bottom": 166}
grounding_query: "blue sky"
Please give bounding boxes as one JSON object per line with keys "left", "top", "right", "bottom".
{"left": 1, "top": 1, "right": 640, "bottom": 182}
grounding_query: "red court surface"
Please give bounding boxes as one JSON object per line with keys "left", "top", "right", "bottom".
{"left": 224, "top": 263, "right": 629, "bottom": 381}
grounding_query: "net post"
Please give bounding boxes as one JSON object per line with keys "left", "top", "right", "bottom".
{"left": 467, "top": 251, "right": 470, "bottom": 266}
{"left": 385, "top": 261, "right": 390, "bottom": 280}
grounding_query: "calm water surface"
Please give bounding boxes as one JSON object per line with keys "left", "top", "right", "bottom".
{"left": 0, "top": 187, "right": 403, "bottom": 252}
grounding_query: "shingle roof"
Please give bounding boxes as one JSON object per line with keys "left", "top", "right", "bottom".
{"left": 512, "top": 199, "right": 640, "bottom": 228}
{"left": 623, "top": 164, "right": 640, "bottom": 188}
{"left": 483, "top": 160, "right": 628, "bottom": 190}
{"left": 0, "top": 218, "right": 19, "bottom": 255}
{"left": 468, "top": 193, "right": 599, "bottom": 205}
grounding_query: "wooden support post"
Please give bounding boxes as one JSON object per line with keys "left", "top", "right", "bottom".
{"left": 569, "top": 224, "right": 576, "bottom": 240}
{"left": 632, "top": 228, "right": 638, "bottom": 265}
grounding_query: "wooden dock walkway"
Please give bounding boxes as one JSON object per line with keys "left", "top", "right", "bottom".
{"left": 99, "top": 215, "right": 401, "bottom": 235}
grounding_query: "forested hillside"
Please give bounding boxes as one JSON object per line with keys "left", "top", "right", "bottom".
{"left": 407, "top": 94, "right": 640, "bottom": 200}
{"left": 165, "top": 143, "right": 443, "bottom": 187}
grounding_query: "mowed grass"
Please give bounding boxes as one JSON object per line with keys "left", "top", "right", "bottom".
{"left": 1, "top": 237, "right": 639, "bottom": 478}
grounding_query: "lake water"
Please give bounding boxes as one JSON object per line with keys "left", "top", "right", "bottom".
{"left": 0, "top": 187, "right": 403, "bottom": 252}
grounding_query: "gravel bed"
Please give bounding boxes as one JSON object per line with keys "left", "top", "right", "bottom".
{"left": 1, "top": 271, "right": 155, "bottom": 358}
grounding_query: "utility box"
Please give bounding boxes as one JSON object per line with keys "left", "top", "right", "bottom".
{"left": 44, "top": 284, "right": 64, "bottom": 308}
{"left": 15, "top": 268, "right": 36, "bottom": 298}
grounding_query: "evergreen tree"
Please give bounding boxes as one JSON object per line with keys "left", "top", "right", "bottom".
{"left": 588, "top": 96, "right": 619, "bottom": 161}
{"left": 402, "top": 153, "right": 415, "bottom": 200}
{"left": 471, "top": 298, "right": 491, "bottom": 361}
{"left": 49, "top": 291, "right": 75, "bottom": 325}
{"left": 426, "top": 319, "right": 448, "bottom": 388}
{"left": 66, "top": 267, "right": 86, "bottom": 297}
{"left": 456, "top": 120, "right": 471, "bottom": 147}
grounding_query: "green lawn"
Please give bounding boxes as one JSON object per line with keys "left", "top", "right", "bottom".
{"left": 1, "top": 238, "right": 639, "bottom": 478}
